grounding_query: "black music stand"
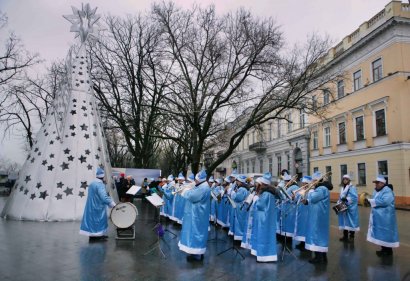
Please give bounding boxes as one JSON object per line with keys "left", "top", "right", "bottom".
{"left": 144, "top": 205, "right": 167, "bottom": 258}
{"left": 217, "top": 199, "right": 245, "bottom": 260}
{"left": 279, "top": 199, "right": 297, "bottom": 261}
{"left": 208, "top": 195, "right": 226, "bottom": 243}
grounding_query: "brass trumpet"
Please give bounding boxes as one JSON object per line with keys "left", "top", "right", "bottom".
{"left": 300, "top": 171, "right": 332, "bottom": 198}
{"left": 172, "top": 183, "right": 194, "bottom": 195}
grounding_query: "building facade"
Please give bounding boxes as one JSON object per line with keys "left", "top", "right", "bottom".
{"left": 308, "top": 0, "right": 410, "bottom": 204}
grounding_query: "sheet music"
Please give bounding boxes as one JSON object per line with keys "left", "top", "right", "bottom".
{"left": 126, "top": 185, "right": 142, "bottom": 195}
{"left": 146, "top": 193, "right": 164, "bottom": 207}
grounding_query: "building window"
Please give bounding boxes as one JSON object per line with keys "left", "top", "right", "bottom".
{"left": 375, "top": 109, "right": 386, "bottom": 136}
{"left": 355, "top": 116, "right": 364, "bottom": 141}
{"left": 326, "top": 166, "right": 332, "bottom": 183}
{"left": 277, "top": 120, "right": 281, "bottom": 138}
{"left": 337, "top": 80, "right": 344, "bottom": 98}
{"left": 286, "top": 113, "right": 292, "bottom": 133}
{"left": 269, "top": 157, "right": 273, "bottom": 174}
{"left": 324, "top": 127, "right": 331, "bottom": 147}
{"left": 340, "top": 164, "right": 347, "bottom": 180}
{"left": 286, "top": 153, "right": 290, "bottom": 171}
{"left": 299, "top": 109, "right": 305, "bottom": 129}
{"left": 372, "top": 58, "right": 382, "bottom": 82}
{"left": 246, "top": 160, "right": 250, "bottom": 173}
{"left": 269, "top": 123, "right": 273, "bottom": 141}
{"left": 277, "top": 156, "right": 282, "bottom": 176}
{"left": 259, "top": 159, "right": 264, "bottom": 173}
{"left": 238, "top": 162, "right": 242, "bottom": 174}
{"left": 247, "top": 134, "right": 250, "bottom": 147}
{"left": 323, "top": 90, "right": 330, "bottom": 105}
{"left": 358, "top": 163, "right": 366, "bottom": 185}
{"left": 338, "top": 122, "right": 346, "bottom": 144}
{"left": 378, "top": 160, "right": 388, "bottom": 176}
{"left": 353, "top": 70, "right": 362, "bottom": 91}
{"left": 313, "top": 167, "right": 319, "bottom": 173}
{"left": 312, "top": 95, "right": 317, "bottom": 110}
{"left": 252, "top": 131, "right": 255, "bottom": 144}
{"left": 312, "top": 131, "right": 318, "bottom": 150}
{"left": 251, "top": 159, "right": 256, "bottom": 173}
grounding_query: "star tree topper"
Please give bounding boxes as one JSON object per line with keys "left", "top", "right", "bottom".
{"left": 63, "top": 3, "right": 102, "bottom": 43}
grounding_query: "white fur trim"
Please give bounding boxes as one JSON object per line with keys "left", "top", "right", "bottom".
{"left": 305, "top": 243, "right": 328, "bottom": 252}
{"left": 366, "top": 234, "right": 399, "bottom": 248}
{"left": 178, "top": 241, "right": 206, "bottom": 254}
{"left": 216, "top": 219, "right": 228, "bottom": 227}
{"left": 234, "top": 235, "right": 243, "bottom": 241}
{"left": 210, "top": 215, "right": 215, "bottom": 221}
{"left": 79, "top": 229, "right": 107, "bottom": 237}
{"left": 228, "top": 231, "right": 234, "bottom": 236}
{"left": 294, "top": 235, "right": 305, "bottom": 242}
{"left": 282, "top": 232, "right": 294, "bottom": 238}
{"left": 241, "top": 242, "right": 250, "bottom": 249}
{"left": 257, "top": 255, "right": 277, "bottom": 262}
{"left": 339, "top": 226, "right": 360, "bottom": 231}
{"left": 251, "top": 249, "right": 257, "bottom": 256}
{"left": 368, "top": 199, "right": 376, "bottom": 208}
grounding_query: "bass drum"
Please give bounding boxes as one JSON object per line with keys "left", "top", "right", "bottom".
{"left": 110, "top": 202, "right": 138, "bottom": 229}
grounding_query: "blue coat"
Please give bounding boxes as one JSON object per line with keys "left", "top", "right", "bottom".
{"left": 305, "top": 186, "right": 330, "bottom": 252}
{"left": 241, "top": 194, "right": 258, "bottom": 249}
{"left": 210, "top": 185, "right": 222, "bottom": 222}
{"left": 253, "top": 191, "right": 278, "bottom": 262}
{"left": 367, "top": 186, "right": 399, "bottom": 247}
{"left": 178, "top": 181, "right": 211, "bottom": 254}
{"left": 294, "top": 193, "right": 309, "bottom": 242}
{"left": 280, "top": 184, "right": 299, "bottom": 237}
{"left": 337, "top": 184, "right": 360, "bottom": 231}
{"left": 231, "top": 186, "right": 249, "bottom": 240}
{"left": 80, "top": 179, "right": 115, "bottom": 236}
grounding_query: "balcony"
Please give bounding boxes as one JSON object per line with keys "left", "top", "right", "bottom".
{"left": 249, "top": 141, "right": 267, "bottom": 153}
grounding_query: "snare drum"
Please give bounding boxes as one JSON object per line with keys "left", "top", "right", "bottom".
{"left": 332, "top": 201, "right": 348, "bottom": 215}
{"left": 110, "top": 202, "right": 138, "bottom": 229}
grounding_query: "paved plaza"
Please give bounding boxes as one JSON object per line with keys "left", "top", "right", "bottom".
{"left": 0, "top": 196, "right": 409, "bottom": 281}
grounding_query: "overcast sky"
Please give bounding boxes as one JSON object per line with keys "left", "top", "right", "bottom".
{"left": 0, "top": 0, "right": 397, "bottom": 165}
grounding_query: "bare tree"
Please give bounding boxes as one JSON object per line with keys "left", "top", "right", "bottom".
{"left": 0, "top": 11, "right": 40, "bottom": 86}
{"left": 152, "top": 3, "right": 341, "bottom": 174}
{"left": 0, "top": 61, "right": 65, "bottom": 148}
{"left": 90, "top": 14, "right": 171, "bottom": 168}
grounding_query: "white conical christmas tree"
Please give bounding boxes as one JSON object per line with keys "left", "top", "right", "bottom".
{"left": 1, "top": 4, "right": 118, "bottom": 221}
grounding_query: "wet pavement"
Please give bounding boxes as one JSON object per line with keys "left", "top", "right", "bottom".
{"left": 0, "top": 196, "right": 409, "bottom": 281}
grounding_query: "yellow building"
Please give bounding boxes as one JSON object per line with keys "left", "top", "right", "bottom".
{"left": 309, "top": 1, "right": 410, "bottom": 205}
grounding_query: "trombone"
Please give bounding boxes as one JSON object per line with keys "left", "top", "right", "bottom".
{"left": 295, "top": 171, "right": 332, "bottom": 200}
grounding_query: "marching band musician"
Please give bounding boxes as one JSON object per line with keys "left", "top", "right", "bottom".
{"left": 208, "top": 176, "right": 216, "bottom": 222}
{"left": 216, "top": 177, "right": 231, "bottom": 227}
{"left": 366, "top": 175, "right": 399, "bottom": 257}
{"left": 80, "top": 167, "right": 116, "bottom": 242}
{"left": 227, "top": 172, "right": 238, "bottom": 236}
{"left": 280, "top": 173, "right": 299, "bottom": 247}
{"left": 173, "top": 172, "right": 187, "bottom": 224}
{"left": 252, "top": 172, "right": 279, "bottom": 262}
{"left": 178, "top": 170, "right": 211, "bottom": 262}
{"left": 161, "top": 175, "right": 175, "bottom": 219}
{"left": 210, "top": 177, "right": 223, "bottom": 223}
{"left": 302, "top": 172, "right": 332, "bottom": 264}
{"left": 294, "top": 175, "right": 312, "bottom": 251}
{"left": 241, "top": 176, "right": 261, "bottom": 250}
{"left": 231, "top": 174, "right": 250, "bottom": 242}
{"left": 338, "top": 174, "right": 360, "bottom": 242}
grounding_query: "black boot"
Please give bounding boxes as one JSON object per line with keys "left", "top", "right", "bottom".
{"left": 339, "top": 230, "right": 349, "bottom": 242}
{"left": 295, "top": 241, "right": 307, "bottom": 251}
{"left": 348, "top": 231, "right": 355, "bottom": 242}
{"left": 309, "top": 252, "right": 327, "bottom": 264}
{"left": 376, "top": 246, "right": 393, "bottom": 257}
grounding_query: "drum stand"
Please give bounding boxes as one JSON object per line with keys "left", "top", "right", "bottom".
{"left": 144, "top": 205, "right": 167, "bottom": 258}
{"left": 116, "top": 226, "right": 135, "bottom": 240}
{"left": 279, "top": 200, "right": 297, "bottom": 261}
{"left": 217, "top": 204, "right": 245, "bottom": 260}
